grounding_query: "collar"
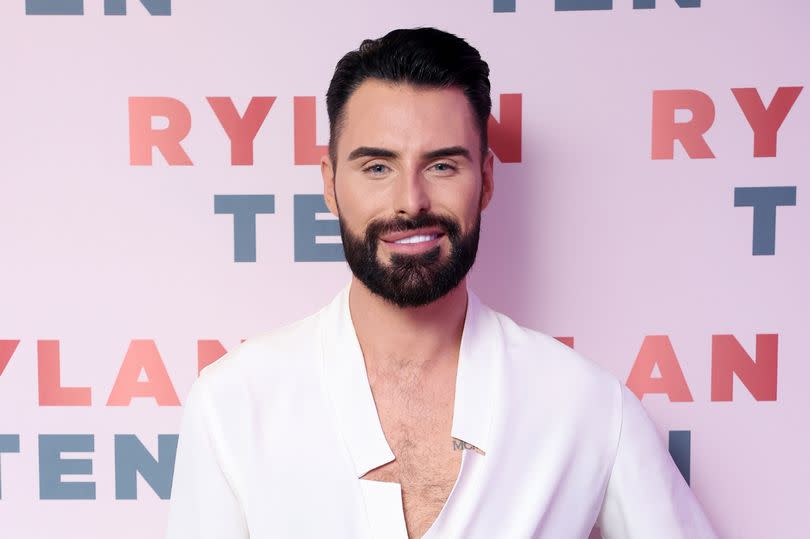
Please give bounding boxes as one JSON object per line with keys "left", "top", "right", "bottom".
{"left": 321, "top": 281, "right": 499, "bottom": 478}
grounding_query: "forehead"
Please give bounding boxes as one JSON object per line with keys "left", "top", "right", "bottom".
{"left": 338, "top": 78, "right": 479, "bottom": 158}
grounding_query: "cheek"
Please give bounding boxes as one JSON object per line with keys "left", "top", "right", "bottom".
{"left": 435, "top": 185, "right": 481, "bottom": 228}
{"left": 336, "top": 182, "right": 378, "bottom": 225}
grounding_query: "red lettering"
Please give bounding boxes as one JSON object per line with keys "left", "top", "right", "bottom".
{"left": 488, "top": 93, "right": 522, "bottom": 163}
{"left": 38, "top": 340, "right": 92, "bottom": 406}
{"left": 294, "top": 96, "right": 329, "bottom": 165}
{"left": 651, "top": 89, "right": 715, "bottom": 159}
{"left": 128, "top": 97, "right": 193, "bottom": 165}
{"left": 0, "top": 340, "right": 18, "bottom": 376}
{"left": 626, "top": 335, "right": 693, "bottom": 401}
{"left": 732, "top": 87, "right": 803, "bottom": 157}
{"left": 107, "top": 340, "right": 180, "bottom": 406}
{"left": 711, "top": 334, "right": 778, "bottom": 401}
{"left": 207, "top": 96, "right": 276, "bottom": 165}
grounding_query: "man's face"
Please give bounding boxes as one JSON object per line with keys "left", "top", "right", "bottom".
{"left": 321, "top": 78, "right": 494, "bottom": 308}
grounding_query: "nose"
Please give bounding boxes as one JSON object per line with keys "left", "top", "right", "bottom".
{"left": 394, "top": 167, "right": 431, "bottom": 218}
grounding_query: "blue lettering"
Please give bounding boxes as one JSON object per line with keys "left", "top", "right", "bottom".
{"left": 668, "top": 430, "right": 691, "bottom": 485}
{"left": 26, "top": 0, "right": 171, "bottom": 15}
{"left": 214, "top": 194, "right": 276, "bottom": 263}
{"left": 293, "top": 194, "right": 345, "bottom": 262}
{"left": 39, "top": 434, "right": 95, "bottom": 500}
{"left": 734, "top": 186, "right": 797, "bottom": 256}
{"left": 0, "top": 435, "right": 21, "bottom": 499}
{"left": 104, "top": 0, "right": 171, "bottom": 15}
{"left": 114, "top": 434, "right": 177, "bottom": 499}
{"left": 494, "top": 0, "right": 701, "bottom": 12}
{"left": 26, "top": 0, "right": 83, "bottom": 15}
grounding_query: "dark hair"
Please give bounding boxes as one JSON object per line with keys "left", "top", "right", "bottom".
{"left": 325, "top": 27, "right": 491, "bottom": 167}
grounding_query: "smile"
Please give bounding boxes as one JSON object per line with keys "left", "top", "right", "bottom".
{"left": 379, "top": 228, "right": 445, "bottom": 255}
{"left": 394, "top": 233, "right": 439, "bottom": 244}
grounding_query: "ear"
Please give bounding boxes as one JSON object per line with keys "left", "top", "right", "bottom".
{"left": 320, "top": 154, "right": 339, "bottom": 217}
{"left": 480, "top": 149, "right": 495, "bottom": 211}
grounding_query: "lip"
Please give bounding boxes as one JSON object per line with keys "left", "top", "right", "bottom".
{"left": 379, "top": 226, "right": 445, "bottom": 256}
{"left": 378, "top": 226, "right": 445, "bottom": 243}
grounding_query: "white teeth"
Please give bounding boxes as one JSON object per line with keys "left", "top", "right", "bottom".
{"left": 394, "top": 233, "right": 438, "bottom": 244}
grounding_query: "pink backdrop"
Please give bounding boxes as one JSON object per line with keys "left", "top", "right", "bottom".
{"left": 1, "top": 1, "right": 807, "bottom": 537}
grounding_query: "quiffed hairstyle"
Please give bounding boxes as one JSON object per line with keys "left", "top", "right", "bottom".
{"left": 325, "top": 27, "right": 491, "bottom": 168}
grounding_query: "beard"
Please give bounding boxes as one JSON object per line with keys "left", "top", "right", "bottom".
{"left": 337, "top": 206, "right": 482, "bottom": 309}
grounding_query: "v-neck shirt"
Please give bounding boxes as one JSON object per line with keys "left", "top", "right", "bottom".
{"left": 166, "top": 283, "right": 717, "bottom": 538}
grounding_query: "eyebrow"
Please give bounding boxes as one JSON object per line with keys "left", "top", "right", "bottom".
{"left": 346, "top": 145, "right": 472, "bottom": 162}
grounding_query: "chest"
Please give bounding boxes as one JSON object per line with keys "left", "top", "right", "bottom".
{"left": 361, "top": 433, "right": 463, "bottom": 539}
{"left": 361, "top": 374, "right": 463, "bottom": 538}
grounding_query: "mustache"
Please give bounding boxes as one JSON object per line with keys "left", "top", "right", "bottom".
{"left": 364, "top": 213, "right": 461, "bottom": 241}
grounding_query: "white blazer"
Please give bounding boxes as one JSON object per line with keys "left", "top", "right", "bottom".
{"left": 166, "top": 282, "right": 717, "bottom": 538}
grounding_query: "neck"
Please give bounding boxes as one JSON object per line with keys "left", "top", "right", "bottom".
{"left": 348, "top": 276, "right": 468, "bottom": 374}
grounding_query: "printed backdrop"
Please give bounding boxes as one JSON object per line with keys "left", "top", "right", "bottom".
{"left": 1, "top": 1, "right": 808, "bottom": 537}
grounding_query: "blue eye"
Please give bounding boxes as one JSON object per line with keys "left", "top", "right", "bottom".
{"left": 364, "top": 163, "right": 389, "bottom": 175}
{"left": 432, "top": 162, "right": 457, "bottom": 172}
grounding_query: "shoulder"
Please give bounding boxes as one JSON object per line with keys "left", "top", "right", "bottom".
{"left": 478, "top": 304, "right": 625, "bottom": 461}
{"left": 495, "top": 310, "right": 619, "bottom": 385}
{"left": 489, "top": 307, "right": 623, "bottom": 414}
{"left": 193, "top": 306, "right": 326, "bottom": 403}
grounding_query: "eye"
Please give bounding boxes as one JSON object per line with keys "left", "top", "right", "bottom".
{"left": 363, "top": 163, "right": 390, "bottom": 176}
{"left": 430, "top": 162, "right": 457, "bottom": 174}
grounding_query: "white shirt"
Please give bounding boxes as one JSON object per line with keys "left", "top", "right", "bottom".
{"left": 166, "top": 283, "right": 718, "bottom": 538}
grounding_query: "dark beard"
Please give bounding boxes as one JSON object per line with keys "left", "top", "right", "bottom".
{"left": 338, "top": 209, "right": 481, "bottom": 308}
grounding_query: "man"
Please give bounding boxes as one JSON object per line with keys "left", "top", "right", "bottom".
{"left": 166, "top": 28, "right": 717, "bottom": 539}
